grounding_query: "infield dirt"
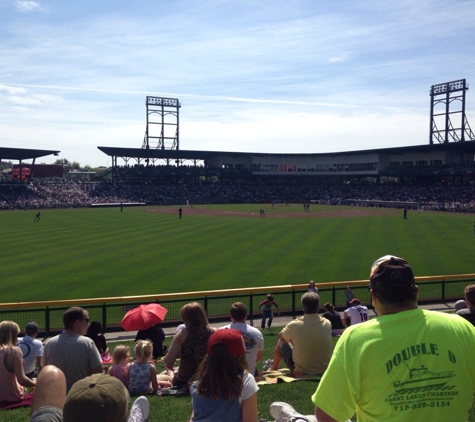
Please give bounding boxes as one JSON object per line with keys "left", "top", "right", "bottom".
{"left": 146, "top": 205, "right": 398, "bottom": 218}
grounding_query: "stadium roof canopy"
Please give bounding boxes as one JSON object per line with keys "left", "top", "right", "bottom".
{"left": 98, "top": 141, "right": 475, "bottom": 161}
{"left": 0, "top": 147, "right": 60, "bottom": 162}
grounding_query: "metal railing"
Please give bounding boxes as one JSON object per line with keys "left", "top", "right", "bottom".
{"left": 1, "top": 274, "right": 474, "bottom": 337}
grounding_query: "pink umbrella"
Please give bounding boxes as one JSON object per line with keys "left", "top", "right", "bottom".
{"left": 120, "top": 303, "right": 168, "bottom": 331}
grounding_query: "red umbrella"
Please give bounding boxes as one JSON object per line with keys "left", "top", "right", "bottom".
{"left": 120, "top": 303, "right": 168, "bottom": 331}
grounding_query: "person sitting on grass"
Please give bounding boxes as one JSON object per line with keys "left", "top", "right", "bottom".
{"left": 454, "top": 299, "right": 467, "bottom": 312}
{"left": 311, "top": 255, "right": 475, "bottom": 422}
{"left": 86, "top": 321, "right": 110, "bottom": 362}
{"left": 29, "top": 365, "right": 150, "bottom": 422}
{"left": 220, "top": 301, "right": 264, "bottom": 378}
{"left": 269, "top": 255, "right": 475, "bottom": 422}
{"left": 164, "top": 302, "right": 216, "bottom": 389}
{"left": 270, "top": 292, "right": 332, "bottom": 375}
{"left": 17, "top": 321, "right": 43, "bottom": 379}
{"left": 456, "top": 284, "right": 475, "bottom": 326}
{"left": 135, "top": 323, "right": 166, "bottom": 360}
{"left": 107, "top": 345, "right": 131, "bottom": 388}
{"left": 0, "top": 320, "right": 36, "bottom": 403}
{"left": 190, "top": 329, "right": 259, "bottom": 422}
{"left": 42, "top": 307, "right": 103, "bottom": 392}
{"left": 128, "top": 340, "right": 171, "bottom": 395}
{"left": 342, "top": 298, "right": 368, "bottom": 327}
{"left": 321, "top": 302, "right": 345, "bottom": 336}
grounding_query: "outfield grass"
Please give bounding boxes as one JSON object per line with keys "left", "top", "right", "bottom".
{"left": 2, "top": 204, "right": 475, "bottom": 421}
{"left": 1, "top": 204, "right": 474, "bottom": 303}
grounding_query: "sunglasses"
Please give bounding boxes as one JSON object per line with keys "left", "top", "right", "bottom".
{"left": 81, "top": 318, "right": 90, "bottom": 323}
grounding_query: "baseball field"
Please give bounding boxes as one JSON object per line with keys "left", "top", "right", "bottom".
{"left": 2, "top": 203, "right": 475, "bottom": 421}
{"left": 1, "top": 203, "right": 474, "bottom": 304}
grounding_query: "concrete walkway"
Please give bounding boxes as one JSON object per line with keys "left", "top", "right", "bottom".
{"left": 101, "top": 301, "right": 460, "bottom": 344}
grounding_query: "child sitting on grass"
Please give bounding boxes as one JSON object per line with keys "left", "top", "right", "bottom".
{"left": 107, "top": 345, "right": 130, "bottom": 388}
{"left": 190, "top": 328, "right": 259, "bottom": 421}
{"left": 128, "top": 340, "right": 172, "bottom": 395}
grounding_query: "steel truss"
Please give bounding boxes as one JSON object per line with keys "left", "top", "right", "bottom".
{"left": 430, "top": 79, "right": 475, "bottom": 144}
{"left": 142, "top": 97, "right": 181, "bottom": 165}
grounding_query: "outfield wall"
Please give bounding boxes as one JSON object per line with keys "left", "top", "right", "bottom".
{"left": 1, "top": 274, "right": 474, "bottom": 337}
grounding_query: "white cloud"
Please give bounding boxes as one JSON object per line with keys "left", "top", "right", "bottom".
{"left": 0, "top": 0, "right": 474, "bottom": 167}
{"left": 328, "top": 52, "right": 353, "bottom": 63}
{"left": 14, "top": 0, "right": 41, "bottom": 12}
{"left": 7, "top": 95, "right": 42, "bottom": 106}
{"left": 0, "top": 84, "right": 27, "bottom": 95}
{"left": 0, "top": 84, "right": 64, "bottom": 108}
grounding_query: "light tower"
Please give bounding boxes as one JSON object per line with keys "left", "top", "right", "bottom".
{"left": 429, "top": 79, "right": 475, "bottom": 144}
{"left": 142, "top": 96, "right": 181, "bottom": 150}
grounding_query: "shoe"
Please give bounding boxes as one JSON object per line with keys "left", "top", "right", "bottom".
{"left": 263, "top": 359, "right": 274, "bottom": 371}
{"left": 128, "top": 396, "right": 149, "bottom": 422}
{"left": 269, "top": 401, "right": 312, "bottom": 422}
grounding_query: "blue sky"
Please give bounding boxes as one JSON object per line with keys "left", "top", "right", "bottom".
{"left": 1, "top": 0, "right": 475, "bottom": 167}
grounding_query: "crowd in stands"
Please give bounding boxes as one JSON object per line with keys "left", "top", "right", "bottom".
{"left": 1, "top": 178, "right": 475, "bottom": 212}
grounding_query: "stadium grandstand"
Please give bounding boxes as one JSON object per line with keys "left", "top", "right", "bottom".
{"left": 1, "top": 79, "right": 475, "bottom": 211}
{"left": 98, "top": 79, "right": 475, "bottom": 188}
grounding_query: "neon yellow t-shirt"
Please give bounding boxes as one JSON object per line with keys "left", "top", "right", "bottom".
{"left": 312, "top": 308, "right": 475, "bottom": 422}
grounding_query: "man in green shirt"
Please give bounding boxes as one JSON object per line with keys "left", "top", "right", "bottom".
{"left": 270, "top": 255, "right": 475, "bottom": 422}
{"left": 313, "top": 255, "right": 475, "bottom": 422}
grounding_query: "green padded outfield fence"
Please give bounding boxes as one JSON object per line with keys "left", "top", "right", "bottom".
{"left": 1, "top": 274, "right": 474, "bottom": 337}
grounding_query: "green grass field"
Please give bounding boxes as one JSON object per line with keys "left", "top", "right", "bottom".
{"left": 1, "top": 204, "right": 474, "bottom": 303}
{"left": 1, "top": 204, "right": 475, "bottom": 421}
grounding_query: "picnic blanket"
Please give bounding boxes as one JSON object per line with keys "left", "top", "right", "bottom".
{"left": 151, "top": 369, "right": 320, "bottom": 393}
{"left": 154, "top": 386, "right": 190, "bottom": 396}
{"left": 0, "top": 393, "right": 34, "bottom": 410}
{"left": 257, "top": 368, "right": 322, "bottom": 385}
{"left": 152, "top": 364, "right": 190, "bottom": 396}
